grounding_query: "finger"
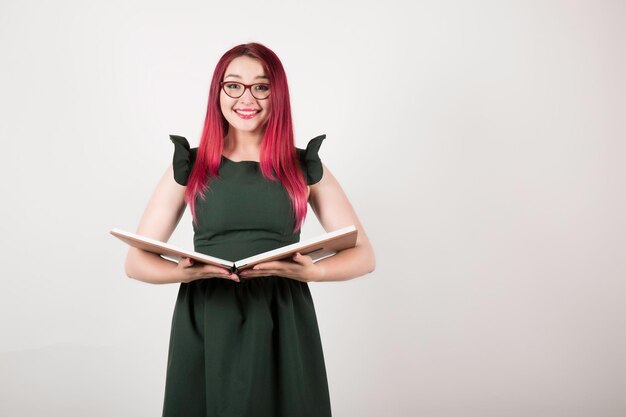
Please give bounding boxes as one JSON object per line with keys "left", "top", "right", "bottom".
{"left": 241, "top": 269, "right": 282, "bottom": 277}
{"left": 252, "top": 261, "right": 285, "bottom": 270}
{"left": 205, "top": 264, "right": 231, "bottom": 275}
{"left": 240, "top": 270, "right": 256, "bottom": 276}
{"left": 246, "top": 266, "right": 275, "bottom": 274}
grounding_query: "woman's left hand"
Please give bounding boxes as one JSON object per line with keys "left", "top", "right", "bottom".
{"left": 238, "top": 252, "right": 324, "bottom": 283}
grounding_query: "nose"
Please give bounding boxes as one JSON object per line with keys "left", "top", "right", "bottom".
{"left": 239, "top": 86, "right": 256, "bottom": 102}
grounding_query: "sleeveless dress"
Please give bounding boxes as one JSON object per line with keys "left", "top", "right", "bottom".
{"left": 162, "top": 134, "right": 332, "bottom": 417}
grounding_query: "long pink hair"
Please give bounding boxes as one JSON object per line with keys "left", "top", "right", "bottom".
{"left": 184, "top": 42, "right": 309, "bottom": 234}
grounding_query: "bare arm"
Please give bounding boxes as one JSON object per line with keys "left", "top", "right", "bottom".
{"left": 124, "top": 164, "right": 235, "bottom": 284}
{"left": 307, "top": 162, "right": 376, "bottom": 282}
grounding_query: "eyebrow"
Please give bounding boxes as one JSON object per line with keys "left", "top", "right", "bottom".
{"left": 224, "top": 74, "right": 269, "bottom": 80}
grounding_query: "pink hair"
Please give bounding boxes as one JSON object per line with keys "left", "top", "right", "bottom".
{"left": 184, "top": 42, "right": 309, "bottom": 234}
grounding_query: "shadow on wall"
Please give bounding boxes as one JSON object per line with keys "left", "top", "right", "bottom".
{"left": 0, "top": 343, "right": 164, "bottom": 416}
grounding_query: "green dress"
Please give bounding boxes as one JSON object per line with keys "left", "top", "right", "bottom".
{"left": 162, "top": 134, "right": 332, "bottom": 417}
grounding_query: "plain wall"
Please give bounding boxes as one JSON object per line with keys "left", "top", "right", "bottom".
{"left": 0, "top": 0, "right": 624, "bottom": 416}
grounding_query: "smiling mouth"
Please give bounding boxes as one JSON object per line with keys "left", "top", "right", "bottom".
{"left": 234, "top": 109, "right": 260, "bottom": 119}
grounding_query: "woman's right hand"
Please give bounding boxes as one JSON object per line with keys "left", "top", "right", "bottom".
{"left": 176, "top": 257, "right": 240, "bottom": 283}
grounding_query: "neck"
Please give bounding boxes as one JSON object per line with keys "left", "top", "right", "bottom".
{"left": 223, "top": 129, "right": 263, "bottom": 157}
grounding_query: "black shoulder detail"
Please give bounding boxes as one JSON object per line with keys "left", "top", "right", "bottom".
{"left": 169, "top": 135, "right": 197, "bottom": 186}
{"left": 296, "top": 134, "right": 326, "bottom": 185}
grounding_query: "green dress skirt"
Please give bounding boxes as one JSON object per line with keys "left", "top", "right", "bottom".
{"left": 162, "top": 134, "right": 332, "bottom": 417}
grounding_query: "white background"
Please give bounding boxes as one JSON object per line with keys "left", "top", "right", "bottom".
{"left": 1, "top": 0, "right": 624, "bottom": 416}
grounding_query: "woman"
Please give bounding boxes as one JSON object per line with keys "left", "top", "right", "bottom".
{"left": 124, "top": 42, "right": 376, "bottom": 417}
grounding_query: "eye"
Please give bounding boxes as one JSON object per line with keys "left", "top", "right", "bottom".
{"left": 225, "top": 82, "right": 241, "bottom": 90}
{"left": 254, "top": 84, "right": 269, "bottom": 91}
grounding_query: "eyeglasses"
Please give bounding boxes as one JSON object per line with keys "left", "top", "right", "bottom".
{"left": 220, "top": 81, "right": 271, "bottom": 100}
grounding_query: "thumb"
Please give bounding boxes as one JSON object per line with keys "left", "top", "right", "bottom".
{"left": 293, "top": 252, "right": 305, "bottom": 264}
{"left": 185, "top": 257, "right": 194, "bottom": 267}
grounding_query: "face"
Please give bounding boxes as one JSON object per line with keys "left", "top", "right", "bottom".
{"left": 219, "top": 56, "right": 271, "bottom": 136}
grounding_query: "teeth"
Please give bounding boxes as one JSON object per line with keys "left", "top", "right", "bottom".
{"left": 236, "top": 110, "right": 258, "bottom": 115}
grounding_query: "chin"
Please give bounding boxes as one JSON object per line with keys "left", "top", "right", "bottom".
{"left": 233, "top": 122, "right": 263, "bottom": 132}
{"left": 229, "top": 119, "right": 268, "bottom": 131}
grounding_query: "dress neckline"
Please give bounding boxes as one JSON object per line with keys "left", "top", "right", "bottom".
{"left": 221, "top": 155, "right": 260, "bottom": 164}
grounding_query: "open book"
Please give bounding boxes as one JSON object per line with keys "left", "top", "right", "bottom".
{"left": 110, "top": 225, "right": 357, "bottom": 274}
